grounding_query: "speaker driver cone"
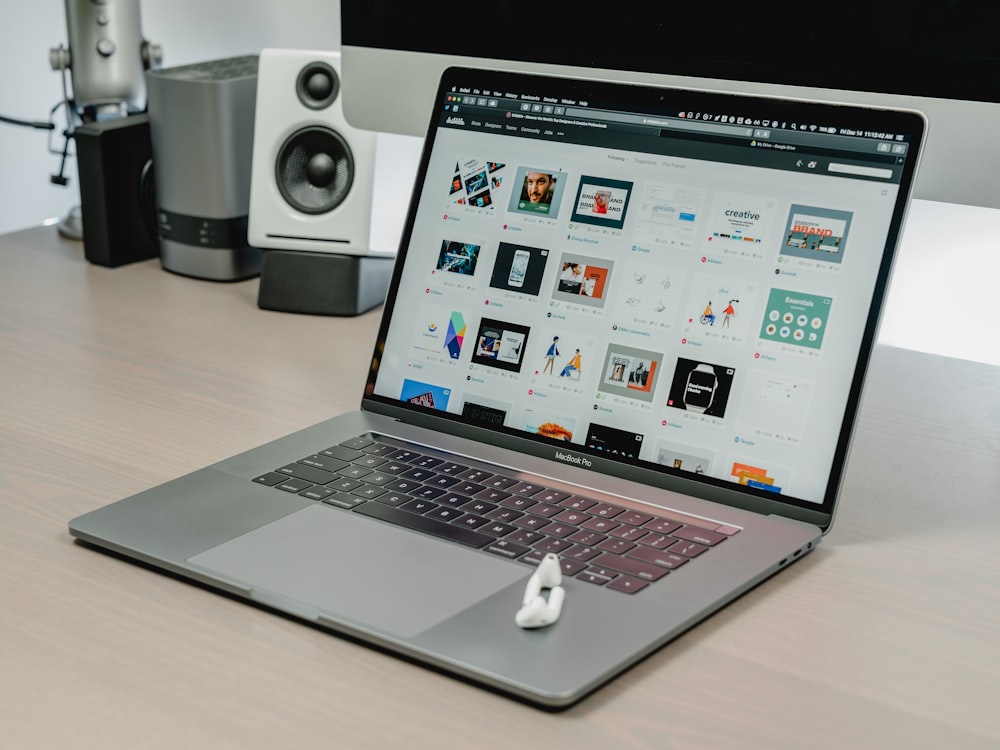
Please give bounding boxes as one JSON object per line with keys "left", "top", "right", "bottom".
{"left": 275, "top": 126, "right": 354, "bottom": 215}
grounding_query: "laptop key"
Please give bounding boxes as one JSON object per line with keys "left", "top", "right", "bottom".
{"left": 400, "top": 467, "right": 437, "bottom": 482}
{"left": 425, "top": 505, "right": 464, "bottom": 523}
{"left": 483, "top": 539, "right": 530, "bottom": 559}
{"left": 672, "top": 525, "right": 728, "bottom": 546}
{"left": 568, "top": 529, "right": 607, "bottom": 546}
{"left": 321, "top": 445, "right": 365, "bottom": 462}
{"left": 484, "top": 476, "right": 519, "bottom": 490}
{"left": 358, "top": 442, "right": 397, "bottom": 457}
{"left": 617, "top": 510, "right": 654, "bottom": 526}
{"left": 375, "top": 491, "right": 412, "bottom": 507}
{"left": 353, "top": 501, "right": 492, "bottom": 548}
{"left": 401, "top": 498, "right": 438, "bottom": 514}
{"left": 412, "top": 455, "right": 444, "bottom": 469}
{"left": 337, "top": 465, "right": 373, "bottom": 480}
{"left": 588, "top": 503, "right": 625, "bottom": 519}
{"left": 351, "top": 484, "right": 387, "bottom": 500}
{"left": 607, "top": 576, "right": 650, "bottom": 594}
{"left": 299, "top": 486, "right": 336, "bottom": 501}
{"left": 454, "top": 513, "right": 491, "bottom": 529}
{"left": 598, "top": 538, "right": 636, "bottom": 555}
{"left": 252, "top": 472, "right": 286, "bottom": 486}
{"left": 486, "top": 507, "right": 522, "bottom": 523}
{"left": 481, "top": 521, "right": 518, "bottom": 537}
{"left": 627, "top": 546, "right": 688, "bottom": 570}
{"left": 327, "top": 477, "right": 364, "bottom": 493}
{"left": 386, "top": 449, "right": 422, "bottom": 463}
{"left": 339, "top": 435, "right": 375, "bottom": 450}
{"left": 643, "top": 518, "right": 682, "bottom": 535}
{"left": 277, "top": 463, "right": 337, "bottom": 484}
{"left": 276, "top": 478, "right": 313, "bottom": 493}
{"left": 458, "top": 498, "right": 496, "bottom": 514}
{"left": 560, "top": 495, "right": 597, "bottom": 511}
{"left": 591, "top": 552, "right": 668, "bottom": 581}
{"left": 534, "top": 537, "right": 573, "bottom": 554}
{"left": 323, "top": 494, "right": 367, "bottom": 509}
{"left": 351, "top": 454, "right": 386, "bottom": 469}
{"left": 435, "top": 461, "right": 470, "bottom": 475}
{"left": 578, "top": 571, "right": 614, "bottom": 586}
{"left": 298, "top": 455, "right": 350, "bottom": 473}
{"left": 508, "top": 481, "right": 544, "bottom": 496}
{"left": 479, "top": 488, "right": 513, "bottom": 503}
{"left": 458, "top": 468, "right": 493, "bottom": 483}
{"left": 668, "top": 540, "right": 709, "bottom": 558}
{"left": 536, "top": 489, "right": 573, "bottom": 504}
{"left": 542, "top": 522, "right": 577, "bottom": 539}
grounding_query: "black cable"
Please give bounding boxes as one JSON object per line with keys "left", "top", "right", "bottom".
{"left": 0, "top": 113, "right": 56, "bottom": 130}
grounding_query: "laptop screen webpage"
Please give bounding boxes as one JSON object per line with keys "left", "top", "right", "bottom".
{"left": 366, "top": 67, "right": 924, "bottom": 517}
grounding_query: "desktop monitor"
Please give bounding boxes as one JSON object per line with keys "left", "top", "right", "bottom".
{"left": 340, "top": 2, "right": 1000, "bottom": 209}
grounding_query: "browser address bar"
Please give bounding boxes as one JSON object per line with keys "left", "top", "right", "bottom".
{"left": 828, "top": 163, "right": 893, "bottom": 179}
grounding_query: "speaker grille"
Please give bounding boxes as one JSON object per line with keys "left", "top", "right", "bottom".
{"left": 275, "top": 126, "right": 355, "bottom": 215}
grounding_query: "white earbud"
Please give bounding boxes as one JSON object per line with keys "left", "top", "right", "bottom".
{"left": 515, "top": 553, "right": 566, "bottom": 629}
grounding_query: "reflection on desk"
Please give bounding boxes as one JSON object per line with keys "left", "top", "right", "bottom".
{"left": 1, "top": 224, "right": 998, "bottom": 749}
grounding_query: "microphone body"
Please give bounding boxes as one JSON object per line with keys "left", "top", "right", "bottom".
{"left": 55, "top": 0, "right": 150, "bottom": 120}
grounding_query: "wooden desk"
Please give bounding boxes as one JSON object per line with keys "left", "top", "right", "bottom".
{"left": 1, "top": 226, "right": 998, "bottom": 749}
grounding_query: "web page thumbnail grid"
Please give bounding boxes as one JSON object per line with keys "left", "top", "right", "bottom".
{"left": 374, "top": 125, "right": 895, "bottom": 506}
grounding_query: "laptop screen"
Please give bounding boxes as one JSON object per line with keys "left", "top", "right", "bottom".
{"left": 365, "top": 66, "right": 924, "bottom": 519}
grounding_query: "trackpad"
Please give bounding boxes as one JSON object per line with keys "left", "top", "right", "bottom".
{"left": 188, "top": 504, "right": 526, "bottom": 638}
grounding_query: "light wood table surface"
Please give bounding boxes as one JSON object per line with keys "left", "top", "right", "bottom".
{"left": 1, "top": 225, "right": 998, "bottom": 749}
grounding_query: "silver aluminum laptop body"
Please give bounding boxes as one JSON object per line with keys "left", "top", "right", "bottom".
{"left": 69, "top": 66, "right": 925, "bottom": 708}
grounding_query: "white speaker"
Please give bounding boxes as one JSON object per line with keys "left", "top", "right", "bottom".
{"left": 249, "top": 48, "right": 377, "bottom": 254}
{"left": 248, "top": 48, "right": 392, "bottom": 315}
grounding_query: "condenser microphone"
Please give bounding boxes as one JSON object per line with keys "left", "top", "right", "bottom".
{"left": 50, "top": 0, "right": 161, "bottom": 121}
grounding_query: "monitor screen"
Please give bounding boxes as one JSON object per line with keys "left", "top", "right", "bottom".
{"left": 340, "top": 2, "right": 1000, "bottom": 209}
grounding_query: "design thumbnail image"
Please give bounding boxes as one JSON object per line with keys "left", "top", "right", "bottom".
{"left": 507, "top": 167, "right": 568, "bottom": 218}
{"left": 461, "top": 398, "right": 510, "bottom": 428}
{"left": 448, "top": 158, "right": 506, "bottom": 209}
{"left": 571, "top": 176, "right": 633, "bottom": 229}
{"left": 781, "top": 204, "right": 853, "bottom": 264}
{"left": 489, "top": 242, "right": 550, "bottom": 295}
{"left": 400, "top": 379, "right": 452, "bottom": 411}
{"left": 472, "top": 317, "right": 531, "bottom": 373}
{"left": 664, "top": 358, "right": 736, "bottom": 418}
{"left": 552, "top": 252, "right": 614, "bottom": 309}
{"left": 445, "top": 311, "right": 466, "bottom": 359}
{"left": 758, "top": 288, "right": 832, "bottom": 350}
{"left": 436, "top": 240, "right": 481, "bottom": 275}
{"left": 596, "top": 344, "right": 662, "bottom": 404}
{"left": 522, "top": 408, "right": 576, "bottom": 442}
{"left": 586, "top": 423, "right": 643, "bottom": 462}
{"left": 656, "top": 442, "right": 714, "bottom": 476}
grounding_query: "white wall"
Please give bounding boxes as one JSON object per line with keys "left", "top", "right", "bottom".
{"left": 0, "top": 0, "right": 339, "bottom": 235}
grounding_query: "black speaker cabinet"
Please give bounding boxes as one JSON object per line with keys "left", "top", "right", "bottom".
{"left": 74, "top": 114, "right": 159, "bottom": 267}
{"left": 249, "top": 48, "right": 388, "bottom": 316}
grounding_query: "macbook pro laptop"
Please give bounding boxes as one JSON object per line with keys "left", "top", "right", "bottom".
{"left": 69, "top": 65, "right": 925, "bottom": 708}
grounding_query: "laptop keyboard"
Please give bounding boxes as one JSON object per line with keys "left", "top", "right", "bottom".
{"left": 251, "top": 433, "right": 739, "bottom": 594}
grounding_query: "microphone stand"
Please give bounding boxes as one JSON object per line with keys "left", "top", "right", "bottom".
{"left": 48, "top": 0, "right": 162, "bottom": 241}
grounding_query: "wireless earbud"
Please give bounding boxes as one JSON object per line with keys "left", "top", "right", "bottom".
{"left": 515, "top": 553, "right": 566, "bottom": 629}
